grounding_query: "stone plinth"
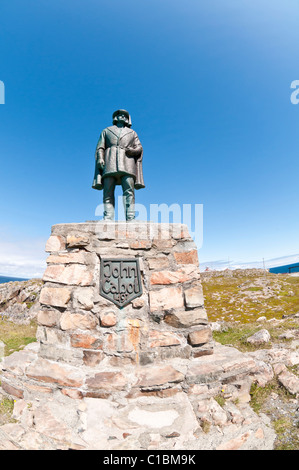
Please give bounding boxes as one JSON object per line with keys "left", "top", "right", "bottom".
{"left": 0, "top": 222, "right": 278, "bottom": 450}
{"left": 1, "top": 222, "right": 214, "bottom": 401}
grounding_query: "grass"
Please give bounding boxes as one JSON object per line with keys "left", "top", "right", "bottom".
{"left": 214, "top": 394, "right": 226, "bottom": 407}
{"left": 246, "top": 287, "right": 263, "bottom": 292}
{"left": 250, "top": 380, "right": 299, "bottom": 450}
{"left": 273, "top": 418, "right": 299, "bottom": 450}
{"left": 0, "top": 319, "right": 37, "bottom": 356}
{"left": 212, "top": 324, "right": 269, "bottom": 352}
{"left": 0, "top": 396, "right": 16, "bottom": 425}
{"left": 0, "top": 318, "right": 38, "bottom": 428}
{"left": 250, "top": 381, "right": 278, "bottom": 414}
{"left": 201, "top": 269, "right": 299, "bottom": 323}
{"left": 201, "top": 269, "right": 299, "bottom": 450}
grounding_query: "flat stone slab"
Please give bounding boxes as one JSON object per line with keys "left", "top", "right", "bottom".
{"left": 0, "top": 387, "right": 276, "bottom": 450}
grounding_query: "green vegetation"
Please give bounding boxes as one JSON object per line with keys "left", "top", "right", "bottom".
{"left": 250, "top": 381, "right": 278, "bottom": 414}
{"left": 214, "top": 394, "right": 226, "bottom": 407}
{"left": 212, "top": 324, "right": 263, "bottom": 351}
{"left": 201, "top": 269, "right": 299, "bottom": 323}
{"left": 0, "top": 319, "right": 37, "bottom": 356}
{"left": 202, "top": 269, "right": 299, "bottom": 450}
{"left": 250, "top": 380, "right": 299, "bottom": 450}
{"left": 273, "top": 418, "right": 299, "bottom": 450}
{"left": 200, "top": 420, "right": 211, "bottom": 434}
{"left": 0, "top": 396, "right": 16, "bottom": 424}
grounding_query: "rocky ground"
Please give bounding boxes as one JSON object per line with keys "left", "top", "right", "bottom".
{"left": 201, "top": 269, "right": 299, "bottom": 450}
{"left": 0, "top": 270, "right": 298, "bottom": 450}
{"left": 201, "top": 268, "right": 299, "bottom": 323}
{"left": 0, "top": 278, "right": 42, "bottom": 324}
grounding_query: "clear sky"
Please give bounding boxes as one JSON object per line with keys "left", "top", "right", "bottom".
{"left": 0, "top": 0, "right": 299, "bottom": 277}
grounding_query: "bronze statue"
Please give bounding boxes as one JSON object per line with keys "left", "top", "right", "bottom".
{"left": 92, "top": 109, "right": 145, "bottom": 221}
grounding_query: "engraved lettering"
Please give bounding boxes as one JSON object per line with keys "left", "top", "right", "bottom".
{"left": 100, "top": 258, "right": 142, "bottom": 307}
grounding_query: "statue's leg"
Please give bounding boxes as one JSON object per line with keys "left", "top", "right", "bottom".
{"left": 103, "top": 176, "right": 116, "bottom": 220}
{"left": 121, "top": 175, "right": 135, "bottom": 221}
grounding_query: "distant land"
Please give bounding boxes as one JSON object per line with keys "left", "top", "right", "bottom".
{"left": 200, "top": 254, "right": 299, "bottom": 272}
{"left": 0, "top": 275, "right": 29, "bottom": 284}
{"left": 1, "top": 254, "right": 298, "bottom": 280}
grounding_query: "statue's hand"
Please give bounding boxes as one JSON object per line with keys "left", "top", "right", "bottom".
{"left": 126, "top": 147, "right": 136, "bottom": 156}
{"left": 97, "top": 158, "right": 105, "bottom": 170}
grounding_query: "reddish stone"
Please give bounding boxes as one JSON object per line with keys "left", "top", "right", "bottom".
{"left": 43, "top": 264, "right": 94, "bottom": 286}
{"left": 45, "top": 235, "right": 66, "bottom": 252}
{"left": 105, "top": 332, "right": 135, "bottom": 353}
{"left": 148, "top": 330, "right": 181, "bottom": 348}
{"left": 150, "top": 269, "right": 192, "bottom": 285}
{"left": 152, "top": 238, "right": 173, "bottom": 250}
{"left": 108, "top": 356, "right": 136, "bottom": 367}
{"left": 86, "top": 371, "right": 126, "bottom": 391}
{"left": 73, "top": 287, "right": 94, "bottom": 311}
{"left": 37, "top": 309, "right": 61, "bottom": 327}
{"left": 46, "top": 251, "right": 92, "bottom": 265}
{"left": 130, "top": 240, "right": 152, "bottom": 249}
{"left": 216, "top": 431, "right": 251, "bottom": 450}
{"left": 100, "top": 311, "right": 117, "bottom": 327}
{"left": 136, "top": 365, "right": 184, "bottom": 388}
{"left": 1, "top": 380, "right": 24, "bottom": 399}
{"left": 184, "top": 285, "right": 204, "bottom": 308}
{"left": 61, "top": 389, "right": 83, "bottom": 399}
{"left": 60, "top": 312, "right": 98, "bottom": 331}
{"left": 193, "top": 347, "right": 214, "bottom": 358}
{"left": 149, "top": 286, "right": 184, "bottom": 312}
{"left": 83, "top": 391, "right": 110, "bottom": 399}
{"left": 174, "top": 250, "right": 199, "bottom": 265}
{"left": 127, "top": 386, "right": 181, "bottom": 399}
{"left": 23, "top": 382, "right": 53, "bottom": 394}
{"left": 66, "top": 234, "right": 89, "bottom": 247}
{"left": 148, "top": 256, "right": 170, "bottom": 270}
{"left": 188, "top": 328, "right": 212, "bottom": 346}
{"left": 164, "top": 308, "right": 208, "bottom": 328}
{"left": 26, "top": 358, "right": 84, "bottom": 388}
{"left": 83, "top": 350, "right": 104, "bottom": 367}
{"left": 40, "top": 287, "right": 71, "bottom": 308}
{"left": 70, "top": 333, "right": 102, "bottom": 349}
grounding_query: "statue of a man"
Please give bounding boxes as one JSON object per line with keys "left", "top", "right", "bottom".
{"left": 92, "top": 109, "right": 145, "bottom": 220}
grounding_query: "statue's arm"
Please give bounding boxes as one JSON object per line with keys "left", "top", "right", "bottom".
{"left": 126, "top": 132, "right": 143, "bottom": 158}
{"left": 95, "top": 130, "right": 106, "bottom": 170}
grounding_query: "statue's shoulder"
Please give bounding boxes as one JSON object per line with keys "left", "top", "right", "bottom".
{"left": 122, "top": 127, "right": 134, "bottom": 136}
{"left": 105, "top": 125, "right": 119, "bottom": 136}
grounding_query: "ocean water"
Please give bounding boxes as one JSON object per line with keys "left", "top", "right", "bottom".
{"left": 0, "top": 275, "right": 29, "bottom": 284}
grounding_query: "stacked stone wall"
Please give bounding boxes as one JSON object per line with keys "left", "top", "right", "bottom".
{"left": 1, "top": 222, "right": 215, "bottom": 401}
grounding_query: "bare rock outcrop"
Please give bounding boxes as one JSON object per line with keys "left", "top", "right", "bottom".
{"left": 0, "top": 279, "right": 42, "bottom": 324}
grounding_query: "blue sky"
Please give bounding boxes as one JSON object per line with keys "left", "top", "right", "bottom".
{"left": 0, "top": 0, "right": 299, "bottom": 277}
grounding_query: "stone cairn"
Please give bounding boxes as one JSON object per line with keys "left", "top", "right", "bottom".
{"left": 1, "top": 222, "right": 214, "bottom": 400}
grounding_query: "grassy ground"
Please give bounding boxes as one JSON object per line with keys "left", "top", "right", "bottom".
{"left": 0, "top": 396, "right": 16, "bottom": 425}
{"left": 0, "top": 319, "right": 37, "bottom": 356}
{"left": 249, "top": 380, "right": 299, "bottom": 450}
{"left": 0, "top": 319, "right": 38, "bottom": 424}
{"left": 201, "top": 269, "right": 299, "bottom": 450}
{"left": 201, "top": 269, "right": 299, "bottom": 323}
{"left": 212, "top": 317, "right": 299, "bottom": 352}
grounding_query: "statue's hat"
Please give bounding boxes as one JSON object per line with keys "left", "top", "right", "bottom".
{"left": 112, "top": 109, "right": 132, "bottom": 127}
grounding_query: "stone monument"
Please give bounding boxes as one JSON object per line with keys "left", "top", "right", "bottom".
{"left": 0, "top": 111, "right": 275, "bottom": 450}
{"left": 1, "top": 110, "right": 214, "bottom": 403}
{"left": 1, "top": 221, "right": 213, "bottom": 400}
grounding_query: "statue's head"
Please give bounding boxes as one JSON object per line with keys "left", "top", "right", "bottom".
{"left": 112, "top": 109, "right": 132, "bottom": 128}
